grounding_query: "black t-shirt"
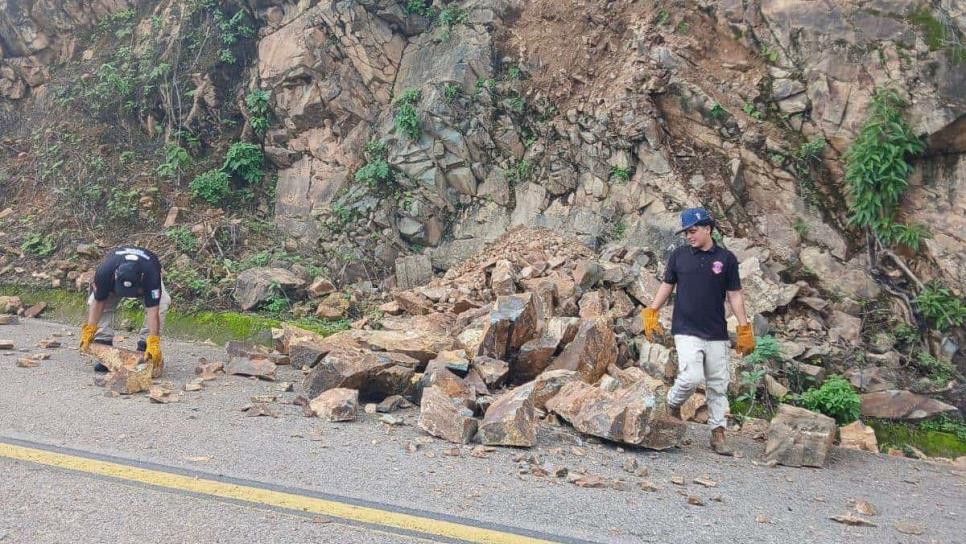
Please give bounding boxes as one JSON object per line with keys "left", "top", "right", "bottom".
{"left": 92, "top": 246, "right": 164, "bottom": 308}
{"left": 663, "top": 244, "right": 741, "bottom": 341}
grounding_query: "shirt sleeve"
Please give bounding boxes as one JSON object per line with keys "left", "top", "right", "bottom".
{"left": 141, "top": 258, "right": 163, "bottom": 308}
{"left": 725, "top": 253, "right": 741, "bottom": 291}
{"left": 91, "top": 260, "right": 115, "bottom": 301}
{"left": 662, "top": 251, "right": 678, "bottom": 284}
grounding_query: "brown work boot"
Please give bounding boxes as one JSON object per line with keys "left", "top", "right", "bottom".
{"left": 710, "top": 427, "right": 734, "bottom": 456}
{"left": 666, "top": 403, "right": 682, "bottom": 420}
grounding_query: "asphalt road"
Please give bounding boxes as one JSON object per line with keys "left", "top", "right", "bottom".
{"left": 1, "top": 316, "right": 964, "bottom": 543}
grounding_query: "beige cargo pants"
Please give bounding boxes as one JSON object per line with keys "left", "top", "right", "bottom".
{"left": 668, "top": 334, "right": 731, "bottom": 429}
{"left": 87, "top": 282, "right": 170, "bottom": 342}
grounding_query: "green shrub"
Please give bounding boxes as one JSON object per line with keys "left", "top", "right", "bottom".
{"left": 708, "top": 103, "right": 726, "bottom": 120}
{"left": 404, "top": 0, "right": 434, "bottom": 17}
{"left": 354, "top": 159, "right": 392, "bottom": 188}
{"left": 165, "top": 227, "right": 199, "bottom": 253}
{"left": 743, "top": 102, "right": 763, "bottom": 120}
{"left": 799, "top": 375, "right": 861, "bottom": 424}
{"left": 610, "top": 166, "right": 632, "bottom": 183}
{"left": 796, "top": 138, "right": 826, "bottom": 162}
{"left": 21, "top": 233, "right": 56, "bottom": 256}
{"left": 914, "top": 281, "right": 966, "bottom": 331}
{"left": 189, "top": 169, "right": 231, "bottom": 204}
{"left": 844, "top": 88, "right": 925, "bottom": 243}
{"left": 745, "top": 335, "right": 782, "bottom": 365}
{"left": 106, "top": 188, "right": 140, "bottom": 222}
{"left": 246, "top": 90, "right": 271, "bottom": 136}
{"left": 395, "top": 103, "right": 420, "bottom": 140}
{"left": 157, "top": 144, "right": 190, "bottom": 179}
{"left": 444, "top": 83, "right": 461, "bottom": 102}
{"left": 223, "top": 142, "right": 263, "bottom": 183}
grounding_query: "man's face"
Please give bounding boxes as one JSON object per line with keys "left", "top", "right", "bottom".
{"left": 684, "top": 225, "right": 712, "bottom": 248}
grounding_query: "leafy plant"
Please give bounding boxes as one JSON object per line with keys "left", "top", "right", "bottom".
{"left": 504, "top": 160, "right": 532, "bottom": 184}
{"left": 246, "top": 90, "right": 271, "bottom": 136}
{"left": 799, "top": 375, "right": 861, "bottom": 424}
{"left": 189, "top": 169, "right": 231, "bottom": 204}
{"left": 760, "top": 44, "right": 780, "bottom": 63}
{"left": 474, "top": 78, "right": 495, "bottom": 97}
{"left": 708, "top": 103, "right": 727, "bottom": 120}
{"left": 656, "top": 9, "right": 670, "bottom": 26}
{"left": 745, "top": 335, "right": 782, "bottom": 366}
{"left": 796, "top": 138, "right": 826, "bottom": 162}
{"left": 21, "top": 233, "right": 56, "bottom": 256}
{"left": 165, "top": 227, "right": 199, "bottom": 253}
{"left": 793, "top": 218, "right": 809, "bottom": 238}
{"left": 106, "top": 188, "right": 140, "bottom": 222}
{"left": 609, "top": 165, "right": 632, "bottom": 182}
{"left": 404, "top": 0, "right": 435, "bottom": 17}
{"left": 394, "top": 89, "right": 422, "bottom": 140}
{"left": 914, "top": 351, "right": 955, "bottom": 384}
{"left": 355, "top": 159, "right": 392, "bottom": 188}
{"left": 844, "top": 88, "right": 925, "bottom": 244}
{"left": 919, "top": 414, "right": 966, "bottom": 441}
{"left": 444, "top": 83, "right": 461, "bottom": 102}
{"left": 676, "top": 21, "right": 690, "bottom": 34}
{"left": 157, "top": 145, "right": 190, "bottom": 179}
{"left": 743, "top": 102, "right": 763, "bottom": 120}
{"left": 223, "top": 142, "right": 264, "bottom": 184}
{"left": 609, "top": 220, "right": 627, "bottom": 241}
{"left": 914, "top": 281, "right": 966, "bottom": 332}
{"left": 438, "top": 6, "right": 467, "bottom": 37}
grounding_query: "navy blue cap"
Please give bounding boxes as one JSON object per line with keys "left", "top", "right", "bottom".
{"left": 113, "top": 261, "right": 142, "bottom": 298}
{"left": 675, "top": 207, "right": 714, "bottom": 233}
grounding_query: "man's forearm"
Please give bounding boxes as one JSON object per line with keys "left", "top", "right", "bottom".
{"left": 649, "top": 282, "right": 675, "bottom": 310}
{"left": 727, "top": 290, "right": 749, "bottom": 325}
{"left": 87, "top": 299, "right": 106, "bottom": 326}
{"left": 145, "top": 307, "right": 161, "bottom": 336}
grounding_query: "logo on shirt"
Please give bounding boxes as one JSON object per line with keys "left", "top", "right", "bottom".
{"left": 151, "top": 289, "right": 161, "bottom": 300}
{"left": 711, "top": 260, "right": 724, "bottom": 274}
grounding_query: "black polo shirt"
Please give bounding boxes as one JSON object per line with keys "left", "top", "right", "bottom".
{"left": 92, "top": 246, "right": 164, "bottom": 308}
{"left": 663, "top": 243, "right": 741, "bottom": 341}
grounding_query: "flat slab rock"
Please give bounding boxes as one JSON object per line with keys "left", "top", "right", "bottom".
{"left": 226, "top": 356, "right": 276, "bottom": 380}
{"left": 309, "top": 388, "right": 359, "bottom": 421}
{"left": 764, "top": 404, "right": 837, "bottom": 468}
{"left": 417, "top": 384, "right": 478, "bottom": 445}
{"left": 860, "top": 390, "right": 957, "bottom": 421}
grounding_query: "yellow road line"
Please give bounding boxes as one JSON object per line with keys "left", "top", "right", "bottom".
{"left": 0, "top": 442, "right": 561, "bottom": 544}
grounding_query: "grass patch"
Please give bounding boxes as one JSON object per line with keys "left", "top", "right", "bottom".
{"left": 868, "top": 420, "right": 966, "bottom": 458}
{"left": 0, "top": 285, "right": 348, "bottom": 346}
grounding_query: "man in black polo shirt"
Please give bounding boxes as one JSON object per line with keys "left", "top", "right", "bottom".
{"left": 78, "top": 246, "right": 169, "bottom": 375}
{"left": 641, "top": 208, "right": 755, "bottom": 455}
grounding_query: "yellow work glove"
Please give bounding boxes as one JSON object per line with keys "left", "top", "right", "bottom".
{"left": 145, "top": 335, "right": 164, "bottom": 376}
{"left": 735, "top": 324, "right": 756, "bottom": 356}
{"left": 79, "top": 323, "right": 98, "bottom": 353}
{"left": 641, "top": 308, "right": 664, "bottom": 342}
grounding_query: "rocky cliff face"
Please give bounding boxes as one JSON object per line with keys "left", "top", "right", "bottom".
{"left": 1, "top": 2, "right": 963, "bottom": 377}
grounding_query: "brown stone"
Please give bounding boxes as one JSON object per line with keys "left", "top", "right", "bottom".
{"left": 23, "top": 302, "right": 47, "bottom": 318}
{"left": 195, "top": 359, "right": 225, "bottom": 381}
{"left": 764, "top": 374, "right": 789, "bottom": 398}
{"left": 0, "top": 296, "right": 21, "bottom": 313}
{"left": 0, "top": 340, "right": 13, "bottom": 350}
{"left": 764, "top": 404, "right": 837, "bottom": 467}
{"left": 859, "top": 390, "right": 957, "bottom": 421}
{"left": 394, "top": 291, "right": 433, "bottom": 315}
{"left": 477, "top": 294, "right": 538, "bottom": 360}
{"left": 477, "top": 387, "right": 536, "bottom": 447}
{"left": 490, "top": 259, "right": 517, "bottom": 296}
{"left": 470, "top": 356, "right": 509, "bottom": 387}
{"left": 513, "top": 335, "right": 559, "bottom": 383}
{"left": 309, "top": 388, "right": 359, "bottom": 421}
{"left": 16, "top": 357, "right": 39, "bottom": 368}
{"left": 376, "top": 394, "right": 414, "bottom": 413}
{"left": 547, "top": 318, "right": 617, "bottom": 383}
{"left": 316, "top": 293, "right": 350, "bottom": 319}
{"left": 545, "top": 317, "right": 580, "bottom": 346}
{"left": 226, "top": 356, "right": 277, "bottom": 380}
{"left": 304, "top": 348, "right": 410, "bottom": 400}
{"left": 225, "top": 341, "right": 270, "bottom": 359}
{"left": 353, "top": 328, "right": 453, "bottom": 363}
{"left": 87, "top": 343, "right": 144, "bottom": 372}
{"left": 573, "top": 261, "right": 601, "bottom": 289}
{"left": 845, "top": 367, "right": 896, "bottom": 393}
{"left": 307, "top": 276, "right": 337, "bottom": 298}
{"left": 839, "top": 420, "right": 878, "bottom": 452}
{"left": 528, "top": 369, "right": 578, "bottom": 411}
{"left": 148, "top": 384, "right": 180, "bottom": 404}
{"left": 417, "top": 384, "right": 478, "bottom": 444}
{"left": 105, "top": 364, "right": 153, "bottom": 395}
{"left": 578, "top": 290, "right": 608, "bottom": 319}
{"left": 379, "top": 301, "right": 402, "bottom": 315}
{"left": 0, "top": 315, "right": 18, "bottom": 325}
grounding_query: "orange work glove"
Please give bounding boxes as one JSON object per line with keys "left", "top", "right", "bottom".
{"left": 79, "top": 323, "right": 98, "bottom": 353}
{"left": 735, "top": 324, "right": 756, "bottom": 356}
{"left": 641, "top": 308, "right": 664, "bottom": 342}
{"left": 145, "top": 335, "right": 164, "bottom": 377}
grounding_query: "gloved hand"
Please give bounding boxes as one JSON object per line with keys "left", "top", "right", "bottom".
{"left": 145, "top": 335, "right": 164, "bottom": 377}
{"left": 641, "top": 308, "right": 664, "bottom": 342}
{"left": 79, "top": 323, "right": 98, "bottom": 352}
{"left": 735, "top": 324, "right": 756, "bottom": 356}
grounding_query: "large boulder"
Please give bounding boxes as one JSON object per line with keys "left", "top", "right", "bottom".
{"left": 417, "top": 384, "right": 478, "bottom": 444}
{"left": 350, "top": 328, "right": 454, "bottom": 363}
{"left": 764, "top": 405, "right": 837, "bottom": 468}
{"left": 303, "top": 348, "right": 413, "bottom": 400}
{"left": 546, "top": 376, "right": 685, "bottom": 449}
{"left": 235, "top": 267, "right": 305, "bottom": 310}
{"left": 309, "top": 388, "right": 359, "bottom": 421}
{"left": 839, "top": 420, "right": 878, "bottom": 453}
{"left": 859, "top": 390, "right": 958, "bottom": 421}
{"left": 477, "top": 387, "right": 536, "bottom": 447}
{"left": 477, "top": 294, "right": 539, "bottom": 360}
{"left": 547, "top": 318, "right": 617, "bottom": 383}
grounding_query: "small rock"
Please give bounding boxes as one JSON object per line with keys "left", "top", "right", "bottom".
{"left": 37, "top": 339, "right": 60, "bottom": 349}
{"left": 852, "top": 500, "right": 876, "bottom": 516}
{"left": 23, "top": 302, "right": 47, "bottom": 318}
{"left": 670, "top": 475, "right": 685, "bottom": 486}
{"left": 377, "top": 395, "right": 415, "bottom": 413}
{"left": 365, "top": 403, "right": 378, "bottom": 414}
{"left": 639, "top": 480, "right": 659, "bottom": 492}
{"left": 226, "top": 356, "right": 276, "bottom": 380}
{"left": 894, "top": 521, "right": 923, "bottom": 535}
{"left": 0, "top": 340, "right": 15, "bottom": 350}
{"left": 245, "top": 403, "right": 277, "bottom": 417}
{"left": 16, "top": 357, "right": 39, "bottom": 368}
{"left": 693, "top": 476, "right": 717, "bottom": 488}
{"left": 148, "top": 384, "right": 180, "bottom": 404}
{"left": 309, "top": 388, "right": 359, "bottom": 422}
{"left": 573, "top": 475, "right": 606, "bottom": 488}
{"left": 622, "top": 457, "right": 639, "bottom": 473}
{"left": 0, "top": 315, "right": 18, "bottom": 325}
{"left": 380, "top": 414, "right": 404, "bottom": 426}
{"left": 829, "top": 514, "right": 876, "bottom": 527}
{"left": 687, "top": 496, "right": 705, "bottom": 506}
{"left": 839, "top": 420, "right": 878, "bottom": 452}
{"left": 184, "top": 379, "right": 204, "bottom": 392}
{"left": 755, "top": 515, "right": 770, "bottom": 524}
